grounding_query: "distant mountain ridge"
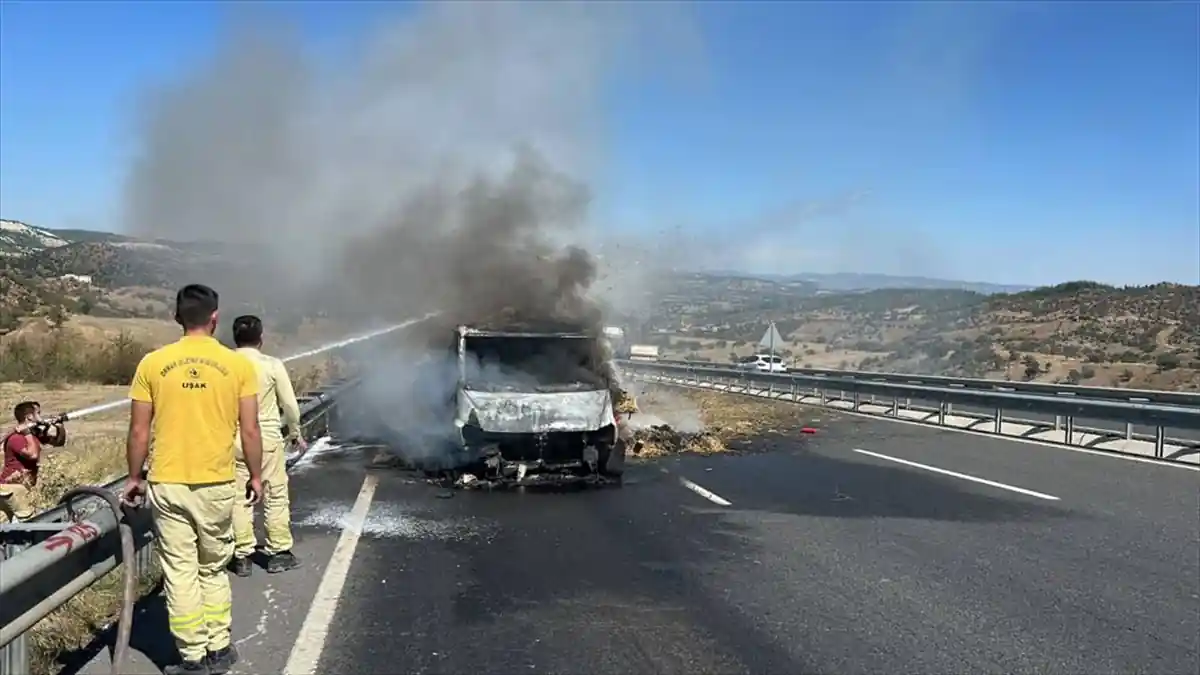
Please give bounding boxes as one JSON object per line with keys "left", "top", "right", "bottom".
{"left": 699, "top": 269, "right": 1032, "bottom": 294}
{"left": 0, "top": 219, "right": 72, "bottom": 256}
{"left": 783, "top": 272, "right": 1033, "bottom": 294}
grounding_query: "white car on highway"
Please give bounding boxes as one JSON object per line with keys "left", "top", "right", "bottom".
{"left": 735, "top": 354, "right": 788, "bottom": 373}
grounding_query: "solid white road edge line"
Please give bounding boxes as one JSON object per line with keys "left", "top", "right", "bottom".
{"left": 283, "top": 473, "right": 379, "bottom": 675}
{"left": 853, "top": 448, "right": 1061, "bottom": 501}
{"left": 652, "top": 379, "right": 1200, "bottom": 473}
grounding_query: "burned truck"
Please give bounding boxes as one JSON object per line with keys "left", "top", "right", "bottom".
{"left": 450, "top": 324, "right": 628, "bottom": 485}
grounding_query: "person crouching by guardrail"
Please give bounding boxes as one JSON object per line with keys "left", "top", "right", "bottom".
{"left": 119, "top": 284, "right": 266, "bottom": 675}
{"left": 228, "top": 314, "right": 306, "bottom": 577}
{"left": 0, "top": 401, "right": 43, "bottom": 523}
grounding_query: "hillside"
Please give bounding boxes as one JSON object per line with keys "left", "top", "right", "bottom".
{"left": 643, "top": 275, "right": 1200, "bottom": 391}
{"left": 0, "top": 220, "right": 327, "bottom": 338}
{"left": 0, "top": 219, "right": 72, "bottom": 256}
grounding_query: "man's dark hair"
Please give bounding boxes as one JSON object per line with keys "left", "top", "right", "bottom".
{"left": 14, "top": 401, "right": 37, "bottom": 423}
{"left": 175, "top": 284, "right": 219, "bottom": 329}
{"left": 232, "top": 315, "right": 264, "bottom": 348}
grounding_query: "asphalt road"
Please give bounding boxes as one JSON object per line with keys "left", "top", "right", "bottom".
{"left": 78, "top": 415, "right": 1199, "bottom": 675}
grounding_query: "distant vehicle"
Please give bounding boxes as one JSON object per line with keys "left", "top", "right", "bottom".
{"left": 735, "top": 354, "right": 788, "bottom": 373}
{"left": 628, "top": 344, "right": 660, "bottom": 362}
{"left": 450, "top": 325, "right": 627, "bottom": 485}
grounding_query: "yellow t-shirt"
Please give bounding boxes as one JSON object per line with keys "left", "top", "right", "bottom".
{"left": 128, "top": 335, "right": 259, "bottom": 484}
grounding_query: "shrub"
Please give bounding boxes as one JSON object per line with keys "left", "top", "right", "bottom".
{"left": 0, "top": 329, "right": 151, "bottom": 384}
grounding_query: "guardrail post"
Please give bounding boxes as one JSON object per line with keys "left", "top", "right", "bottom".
{"left": 1064, "top": 416, "right": 1075, "bottom": 445}
{"left": 1, "top": 535, "right": 33, "bottom": 675}
{"left": 0, "top": 616, "right": 28, "bottom": 675}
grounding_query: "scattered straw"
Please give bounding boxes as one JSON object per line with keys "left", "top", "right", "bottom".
{"left": 630, "top": 424, "right": 726, "bottom": 458}
{"left": 627, "top": 384, "right": 829, "bottom": 459}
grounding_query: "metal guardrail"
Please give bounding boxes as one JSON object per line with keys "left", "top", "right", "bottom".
{"left": 0, "top": 375, "right": 362, "bottom": 675}
{"left": 649, "top": 358, "right": 1200, "bottom": 407}
{"left": 618, "top": 360, "right": 1200, "bottom": 461}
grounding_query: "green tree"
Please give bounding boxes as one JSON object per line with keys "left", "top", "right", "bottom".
{"left": 47, "top": 303, "right": 68, "bottom": 329}
{"left": 1156, "top": 353, "right": 1181, "bottom": 371}
{"left": 1022, "top": 354, "right": 1041, "bottom": 380}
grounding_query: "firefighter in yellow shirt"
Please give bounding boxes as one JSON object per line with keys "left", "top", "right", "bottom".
{"left": 120, "top": 284, "right": 265, "bottom": 675}
{"left": 228, "top": 314, "right": 307, "bottom": 576}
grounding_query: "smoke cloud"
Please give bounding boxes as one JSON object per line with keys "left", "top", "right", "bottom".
{"left": 121, "top": 1, "right": 701, "bottom": 336}
{"left": 119, "top": 1, "right": 703, "bottom": 462}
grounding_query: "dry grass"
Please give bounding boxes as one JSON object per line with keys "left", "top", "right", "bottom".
{"left": 28, "top": 560, "right": 163, "bottom": 675}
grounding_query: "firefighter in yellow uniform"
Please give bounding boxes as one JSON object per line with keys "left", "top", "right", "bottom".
{"left": 228, "top": 314, "right": 307, "bottom": 576}
{"left": 120, "top": 284, "right": 265, "bottom": 675}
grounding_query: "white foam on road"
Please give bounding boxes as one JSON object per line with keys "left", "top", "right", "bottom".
{"left": 853, "top": 448, "right": 1061, "bottom": 501}
{"left": 284, "top": 473, "right": 378, "bottom": 675}
{"left": 296, "top": 497, "right": 487, "bottom": 542}
{"left": 286, "top": 435, "right": 337, "bottom": 470}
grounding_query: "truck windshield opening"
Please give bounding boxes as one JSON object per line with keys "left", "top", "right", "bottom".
{"left": 463, "top": 335, "right": 603, "bottom": 392}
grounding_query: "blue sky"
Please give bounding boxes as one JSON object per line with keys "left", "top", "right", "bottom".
{"left": 1, "top": 1, "right": 1197, "bottom": 286}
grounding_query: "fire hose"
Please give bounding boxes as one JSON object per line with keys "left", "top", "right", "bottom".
{"left": 59, "top": 486, "right": 140, "bottom": 675}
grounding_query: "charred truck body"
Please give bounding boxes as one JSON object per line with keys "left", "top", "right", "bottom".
{"left": 452, "top": 325, "right": 627, "bottom": 484}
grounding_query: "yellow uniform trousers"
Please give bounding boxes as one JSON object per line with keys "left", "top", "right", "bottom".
{"left": 232, "top": 435, "right": 293, "bottom": 558}
{"left": 147, "top": 480, "right": 237, "bottom": 662}
{"left": 0, "top": 481, "right": 35, "bottom": 522}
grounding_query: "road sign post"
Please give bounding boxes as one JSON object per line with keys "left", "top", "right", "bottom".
{"left": 758, "top": 321, "right": 784, "bottom": 369}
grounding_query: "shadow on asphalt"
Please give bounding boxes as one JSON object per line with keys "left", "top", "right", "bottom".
{"left": 57, "top": 583, "right": 177, "bottom": 675}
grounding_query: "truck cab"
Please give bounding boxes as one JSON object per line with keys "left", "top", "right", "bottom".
{"left": 452, "top": 325, "right": 626, "bottom": 483}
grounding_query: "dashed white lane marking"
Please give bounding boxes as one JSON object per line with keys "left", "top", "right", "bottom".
{"left": 679, "top": 477, "right": 732, "bottom": 506}
{"left": 284, "top": 473, "right": 378, "bottom": 674}
{"left": 853, "top": 448, "right": 1061, "bottom": 501}
{"left": 668, "top": 472, "right": 732, "bottom": 507}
